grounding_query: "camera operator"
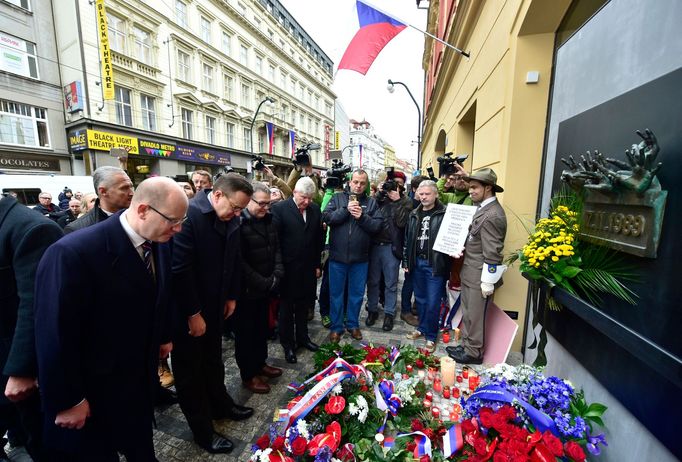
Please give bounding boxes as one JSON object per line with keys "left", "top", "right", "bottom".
{"left": 365, "top": 170, "right": 412, "bottom": 331}
{"left": 436, "top": 154, "right": 473, "bottom": 206}
{"left": 259, "top": 165, "right": 292, "bottom": 199}
{"left": 286, "top": 145, "right": 324, "bottom": 205}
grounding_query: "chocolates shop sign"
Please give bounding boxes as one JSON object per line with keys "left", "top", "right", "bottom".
{"left": 0, "top": 153, "right": 60, "bottom": 171}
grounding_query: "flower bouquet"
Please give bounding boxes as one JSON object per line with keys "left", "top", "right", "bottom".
{"left": 509, "top": 189, "right": 638, "bottom": 365}
{"left": 250, "top": 345, "right": 608, "bottom": 462}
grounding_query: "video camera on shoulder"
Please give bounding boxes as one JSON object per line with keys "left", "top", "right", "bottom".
{"left": 293, "top": 143, "right": 321, "bottom": 167}
{"left": 437, "top": 152, "right": 468, "bottom": 177}
{"left": 252, "top": 155, "right": 266, "bottom": 171}
{"left": 325, "top": 158, "right": 351, "bottom": 189}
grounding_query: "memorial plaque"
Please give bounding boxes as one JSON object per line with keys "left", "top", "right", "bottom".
{"left": 433, "top": 203, "right": 477, "bottom": 256}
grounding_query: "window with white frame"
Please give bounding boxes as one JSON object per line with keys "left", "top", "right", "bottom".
{"left": 205, "top": 115, "right": 216, "bottom": 144}
{"left": 226, "top": 122, "right": 235, "bottom": 147}
{"left": 140, "top": 94, "right": 156, "bottom": 131}
{"left": 107, "top": 14, "right": 126, "bottom": 53}
{"left": 239, "top": 44, "right": 248, "bottom": 66}
{"left": 289, "top": 78, "right": 296, "bottom": 95}
{"left": 238, "top": 2, "right": 247, "bottom": 17}
{"left": 175, "top": 0, "right": 188, "bottom": 28}
{"left": 243, "top": 127, "right": 251, "bottom": 151}
{"left": 314, "top": 121, "right": 319, "bottom": 137}
{"left": 133, "top": 26, "right": 151, "bottom": 64}
{"left": 114, "top": 86, "right": 132, "bottom": 127}
{"left": 0, "top": 32, "right": 39, "bottom": 79}
{"left": 279, "top": 71, "right": 286, "bottom": 89}
{"left": 0, "top": 99, "right": 49, "bottom": 147}
{"left": 308, "top": 91, "right": 313, "bottom": 106}
{"left": 202, "top": 63, "right": 214, "bottom": 93}
{"left": 299, "top": 112, "right": 304, "bottom": 129}
{"left": 221, "top": 32, "right": 232, "bottom": 56}
{"left": 181, "top": 108, "right": 193, "bottom": 139}
{"left": 298, "top": 84, "right": 304, "bottom": 101}
{"left": 223, "top": 74, "right": 234, "bottom": 100}
{"left": 177, "top": 50, "right": 190, "bottom": 82}
{"left": 5, "top": 0, "right": 31, "bottom": 10}
{"left": 314, "top": 95, "right": 320, "bottom": 112}
{"left": 255, "top": 56, "right": 263, "bottom": 75}
{"left": 200, "top": 16, "right": 211, "bottom": 43}
{"left": 291, "top": 109, "right": 297, "bottom": 126}
{"left": 241, "top": 83, "right": 250, "bottom": 107}
{"left": 268, "top": 64, "right": 275, "bottom": 82}
{"left": 282, "top": 105, "right": 289, "bottom": 123}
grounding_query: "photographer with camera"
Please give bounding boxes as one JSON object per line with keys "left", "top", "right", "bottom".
{"left": 435, "top": 153, "right": 473, "bottom": 206}
{"left": 252, "top": 157, "right": 293, "bottom": 199}
{"left": 286, "top": 144, "right": 324, "bottom": 205}
{"left": 323, "top": 169, "right": 382, "bottom": 342}
{"left": 365, "top": 169, "right": 412, "bottom": 331}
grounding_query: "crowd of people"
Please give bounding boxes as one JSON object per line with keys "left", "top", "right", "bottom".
{"left": 0, "top": 160, "right": 506, "bottom": 461}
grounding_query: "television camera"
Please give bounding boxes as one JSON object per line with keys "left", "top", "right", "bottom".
{"left": 325, "top": 158, "right": 351, "bottom": 189}
{"left": 437, "top": 152, "right": 468, "bottom": 177}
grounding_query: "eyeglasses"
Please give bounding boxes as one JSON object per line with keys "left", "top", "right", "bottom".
{"left": 148, "top": 205, "right": 187, "bottom": 226}
{"left": 226, "top": 197, "right": 246, "bottom": 212}
{"left": 39, "top": 196, "right": 51, "bottom": 200}
{"left": 251, "top": 198, "right": 271, "bottom": 208}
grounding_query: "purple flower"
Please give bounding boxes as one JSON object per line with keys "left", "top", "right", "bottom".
{"left": 587, "top": 432, "right": 608, "bottom": 455}
{"left": 314, "top": 446, "right": 333, "bottom": 462}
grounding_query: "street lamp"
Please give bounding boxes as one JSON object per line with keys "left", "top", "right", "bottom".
{"left": 387, "top": 79, "right": 422, "bottom": 169}
{"left": 249, "top": 96, "right": 276, "bottom": 154}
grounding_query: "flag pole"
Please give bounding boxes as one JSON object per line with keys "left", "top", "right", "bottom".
{"left": 359, "top": 0, "right": 470, "bottom": 58}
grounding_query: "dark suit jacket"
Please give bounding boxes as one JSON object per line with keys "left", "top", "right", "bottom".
{"left": 271, "top": 198, "right": 323, "bottom": 301}
{"left": 0, "top": 196, "right": 62, "bottom": 405}
{"left": 34, "top": 211, "right": 173, "bottom": 450}
{"left": 172, "top": 190, "right": 241, "bottom": 336}
{"left": 461, "top": 198, "right": 507, "bottom": 288}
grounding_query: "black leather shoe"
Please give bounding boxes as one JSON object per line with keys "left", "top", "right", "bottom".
{"left": 382, "top": 315, "right": 394, "bottom": 331}
{"left": 154, "top": 385, "right": 178, "bottom": 406}
{"left": 365, "top": 311, "right": 379, "bottom": 326}
{"left": 445, "top": 345, "right": 464, "bottom": 356}
{"left": 299, "top": 340, "right": 319, "bottom": 352}
{"left": 285, "top": 348, "right": 297, "bottom": 363}
{"left": 216, "top": 403, "right": 254, "bottom": 421}
{"left": 448, "top": 348, "right": 483, "bottom": 365}
{"left": 196, "top": 433, "right": 234, "bottom": 454}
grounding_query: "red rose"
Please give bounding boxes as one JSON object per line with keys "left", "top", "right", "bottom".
{"left": 411, "top": 418, "right": 424, "bottom": 432}
{"left": 424, "top": 428, "right": 435, "bottom": 441}
{"left": 406, "top": 441, "right": 417, "bottom": 452}
{"left": 415, "top": 359, "right": 425, "bottom": 368}
{"left": 474, "top": 437, "right": 488, "bottom": 455}
{"left": 541, "top": 431, "right": 564, "bottom": 457}
{"left": 324, "top": 396, "right": 345, "bottom": 415}
{"left": 564, "top": 441, "right": 586, "bottom": 462}
{"left": 461, "top": 418, "right": 477, "bottom": 434}
{"left": 479, "top": 407, "right": 495, "bottom": 428}
{"left": 419, "top": 456, "right": 431, "bottom": 462}
{"left": 493, "top": 452, "right": 510, "bottom": 462}
{"left": 291, "top": 436, "right": 307, "bottom": 456}
{"left": 271, "top": 436, "right": 285, "bottom": 451}
{"left": 360, "top": 385, "right": 369, "bottom": 392}
{"left": 256, "top": 434, "right": 270, "bottom": 449}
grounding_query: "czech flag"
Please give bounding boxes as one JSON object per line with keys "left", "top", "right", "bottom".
{"left": 337, "top": 0, "right": 407, "bottom": 75}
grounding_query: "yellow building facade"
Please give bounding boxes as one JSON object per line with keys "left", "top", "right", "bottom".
{"left": 421, "top": 0, "right": 576, "bottom": 351}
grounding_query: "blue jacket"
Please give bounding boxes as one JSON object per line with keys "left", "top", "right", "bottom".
{"left": 323, "top": 191, "right": 382, "bottom": 264}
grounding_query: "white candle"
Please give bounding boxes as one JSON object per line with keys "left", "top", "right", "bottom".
{"left": 441, "top": 356, "right": 456, "bottom": 388}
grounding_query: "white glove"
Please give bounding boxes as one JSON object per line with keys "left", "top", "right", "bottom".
{"left": 481, "top": 282, "right": 495, "bottom": 298}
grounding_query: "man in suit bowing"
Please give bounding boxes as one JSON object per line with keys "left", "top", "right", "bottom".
{"left": 34, "top": 177, "right": 188, "bottom": 461}
{"left": 171, "top": 173, "right": 254, "bottom": 455}
{"left": 271, "top": 177, "right": 323, "bottom": 364}
{"left": 447, "top": 168, "right": 507, "bottom": 365}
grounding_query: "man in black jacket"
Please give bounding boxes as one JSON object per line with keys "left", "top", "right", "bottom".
{"left": 56, "top": 199, "right": 81, "bottom": 229}
{"left": 235, "top": 182, "right": 284, "bottom": 394}
{"left": 402, "top": 180, "right": 451, "bottom": 353}
{"left": 33, "top": 193, "right": 62, "bottom": 221}
{"left": 323, "top": 169, "right": 382, "bottom": 342}
{"left": 65, "top": 166, "right": 133, "bottom": 234}
{"left": 171, "top": 173, "right": 254, "bottom": 455}
{"left": 365, "top": 172, "right": 412, "bottom": 331}
{"left": 0, "top": 195, "right": 62, "bottom": 461}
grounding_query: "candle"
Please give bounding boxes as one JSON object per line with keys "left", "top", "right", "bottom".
{"left": 433, "top": 377, "right": 442, "bottom": 393}
{"left": 469, "top": 375, "right": 479, "bottom": 392}
{"left": 453, "top": 387, "right": 460, "bottom": 398}
{"left": 454, "top": 328, "right": 461, "bottom": 341}
{"left": 442, "top": 331, "right": 450, "bottom": 343}
{"left": 443, "top": 386, "right": 450, "bottom": 399}
{"left": 406, "top": 364, "right": 414, "bottom": 373}
{"left": 432, "top": 407, "right": 440, "bottom": 419}
{"left": 425, "top": 391, "right": 433, "bottom": 402}
{"left": 456, "top": 375, "right": 463, "bottom": 383}
{"left": 417, "top": 369, "right": 426, "bottom": 380}
{"left": 440, "top": 356, "right": 456, "bottom": 387}
{"left": 449, "top": 410, "right": 459, "bottom": 421}
{"left": 462, "top": 367, "right": 469, "bottom": 379}
{"left": 427, "top": 367, "right": 437, "bottom": 380}
{"left": 423, "top": 399, "right": 432, "bottom": 409}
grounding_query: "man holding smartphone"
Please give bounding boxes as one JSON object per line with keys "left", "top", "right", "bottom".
{"left": 323, "top": 170, "right": 382, "bottom": 342}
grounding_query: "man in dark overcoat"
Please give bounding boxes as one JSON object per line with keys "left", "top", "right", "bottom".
{"left": 171, "top": 173, "right": 254, "bottom": 454}
{"left": 0, "top": 195, "right": 62, "bottom": 461}
{"left": 271, "top": 177, "right": 323, "bottom": 364}
{"left": 34, "top": 178, "right": 188, "bottom": 461}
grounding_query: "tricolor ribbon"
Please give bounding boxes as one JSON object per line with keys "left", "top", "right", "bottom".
{"left": 388, "top": 345, "right": 400, "bottom": 366}
{"left": 374, "top": 379, "right": 401, "bottom": 416}
{"left": 467, "top": 384, "right": 560, "bottom": 436}
{"left": 394, "top": 431, "right": 432, "bottom": 457}
{"left": 286, "top": 370, "right": 352, "bottom": 428}
{"left": 287, "top": 357, "right": 371, "bottom": 393}
{"left": 442, "top": 423, "right": 463, "bottom": 458}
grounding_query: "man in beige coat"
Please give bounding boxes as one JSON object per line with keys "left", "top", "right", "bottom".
{"left": 447, "top": 168, "right": 507, "bottom": 364}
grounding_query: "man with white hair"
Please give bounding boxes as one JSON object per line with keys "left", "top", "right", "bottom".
{"left": 34, "top": 177, "right": 188, "bottom": 461}
{"left": 271, "top": 177, "right": 323, "bottom": 364}
{"left": 65, "top": 166, "right": 134, "bottom": 234}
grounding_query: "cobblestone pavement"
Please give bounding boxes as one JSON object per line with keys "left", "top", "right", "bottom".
{"left": 151, "top": 305, "right": 522, "bottom": 462}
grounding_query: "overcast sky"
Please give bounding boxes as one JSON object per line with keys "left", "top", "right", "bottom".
{"left": 278, "top": 0, "right": 428, "bottom": 164}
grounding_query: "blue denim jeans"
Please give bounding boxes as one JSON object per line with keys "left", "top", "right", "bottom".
{"left": 329, "top": 260, "right": 368, "bottom": 334}
{"left": 366, "top": 244, "right": 400, "bottom": 316}
{"left": 412, "top": 258, "right": 446, "bottom": 342}
{"left": 401, "top": 270, "right": 414, "bottom": 314}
